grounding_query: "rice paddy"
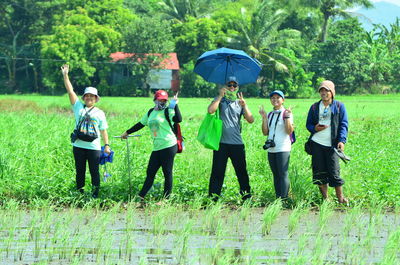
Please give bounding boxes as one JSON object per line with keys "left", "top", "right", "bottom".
{"left": 0, "top": 201, "right": 399, "bottom": 264}
{"left": 0, "top": 94, "right": 399, "bottom": 264}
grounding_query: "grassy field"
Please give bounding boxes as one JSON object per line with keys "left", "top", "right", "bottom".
{"left": 0, "top": 94, "right": 399, "bottom": 208}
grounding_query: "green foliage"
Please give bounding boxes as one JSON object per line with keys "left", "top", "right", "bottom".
{"left": 1, "top": 0, "right": 400, "bottom": 96}
{"left": 157, "top": 0, "right": 226, "bottom": 23}
{"left": 123, "top": 16, "right": 174, "bottom": 53}
{"left": 40, "top": 16, "right": 121, "bottom": 94}
{"left": 172, "top": 16, "right": 226, "bottom": 66}
{"left": 311, "top": 18, "right": 368, "bottom": 94}
{"left": 179, "top": 61, "right": 218, "bottom": 97}
{"left": 121, "top": 16, "right": 175, "bottom": 96}
{"left": 268, "top": 47, "right": 315, "bottom": 98}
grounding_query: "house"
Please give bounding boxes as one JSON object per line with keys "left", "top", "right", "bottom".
{"left": 109, "top": 52, "right": 180, "bottom": 92}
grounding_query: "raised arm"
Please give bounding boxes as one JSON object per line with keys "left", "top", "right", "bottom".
{"left": 284, "top": 108, "right": 294, "bottom": 135}
{"left": 61, "top": 64, "right": 78, "bottom": 105}
{"left": 259, "top": 105, "right": 269, "bottom": 136}
{"left": 238, "top": 92, "right": 254, "bottom": 123}
{"left": 207, "top": 87, "right": 225, "bottom": 114}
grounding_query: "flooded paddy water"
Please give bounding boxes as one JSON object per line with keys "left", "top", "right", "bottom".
{"left": 0, "top": 203, "right": 399, "bottom": 264}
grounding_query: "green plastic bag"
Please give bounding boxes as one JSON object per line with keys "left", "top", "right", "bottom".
{"left": 197, "top": 109, "right": 223, "bottom": 150}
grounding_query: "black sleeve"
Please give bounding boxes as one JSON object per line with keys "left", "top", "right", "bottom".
{"left": 172, "top": 104, "right": 182, "bottom": 123}
{"left": 126, "top": 122, "right": 145, "bottom": 134}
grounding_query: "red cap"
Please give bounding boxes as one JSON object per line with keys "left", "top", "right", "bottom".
{"left": 154, "top": 90, "right": 168, "bottom": 100}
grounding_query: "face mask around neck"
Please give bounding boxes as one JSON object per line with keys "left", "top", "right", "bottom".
{"left": 225, "top": 90, "right": 237, "bottom": 101}
{"left": 154, "top": 100, "right": 167, "bottom": 110}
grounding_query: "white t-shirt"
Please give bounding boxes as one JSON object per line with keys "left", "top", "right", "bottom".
{"left": 267, "top": 108, "right": 293, "bottom": 153}
{"left": 72, "top": 100, "right": 108, "bottom": 150}
{"left": 311, "top": 101, "right": 331, "bottom": 147}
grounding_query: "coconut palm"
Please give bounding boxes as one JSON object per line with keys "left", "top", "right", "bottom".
{"left": 157, "top": 0, "right": 231, "bottom": 23}
{"left": 228, "top": 1, "right": 301, "bottom": 89}
{"left": 302, "top": 0, "right": 373, "bottom": 42}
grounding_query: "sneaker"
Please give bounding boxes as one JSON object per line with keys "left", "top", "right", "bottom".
{"left": 333, "top": 148, "right": 351, "bottom": 163}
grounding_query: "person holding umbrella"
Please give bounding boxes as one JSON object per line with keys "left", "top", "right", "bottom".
{"left": 61, "top": 64, "right": 110, "bottom": 198}
{"left": 121, "top": 90, "right": 182, "bottom": 201}
{"left": 207, "top": 76, "right": 254, "bottom": 201}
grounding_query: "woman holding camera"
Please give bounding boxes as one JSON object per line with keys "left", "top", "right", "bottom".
{"left": 259, "top": 90, "right": 294, "bottom": 199}
{"left": 61, "top": 64, "right": 110, "bottom": 198}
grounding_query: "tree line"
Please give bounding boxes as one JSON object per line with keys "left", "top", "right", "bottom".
{"left": 1, "top": 0, "right": 399, "bottom": 97}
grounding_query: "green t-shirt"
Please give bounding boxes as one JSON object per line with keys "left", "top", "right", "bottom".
{"left": 141, "top": 108, "right": 177, "bottom": 151}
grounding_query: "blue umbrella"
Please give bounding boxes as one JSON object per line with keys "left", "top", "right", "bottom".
{"left": 194, "top": 47, "right": 262, "bottom": 85}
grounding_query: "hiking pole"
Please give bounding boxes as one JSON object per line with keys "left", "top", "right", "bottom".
{"left": 113, "top": 135, "right": 141, "bottom": 200}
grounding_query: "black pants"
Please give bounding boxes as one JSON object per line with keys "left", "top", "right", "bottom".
{"left": 73, "top": 146, "right": 101, "bottom": 194}
{"left": 268, "top": 152, "right": 290, "bottom": 198}
{"left": 209, "top": 143, "right": 251, "bottom": 199}
{"left": 311, "top": 141, "right": 344, "bottom": 187}
{"left": 139, "top": 144, "right": 177, "bottom": 198}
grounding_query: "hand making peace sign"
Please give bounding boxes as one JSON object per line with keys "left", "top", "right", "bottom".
{"left": 238, "top": 92, "right": 246, "bottom": 107}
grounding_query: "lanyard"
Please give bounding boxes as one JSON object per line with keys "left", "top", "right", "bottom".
{"left": 268, "top": 112, "right": 280, "bottom": 141}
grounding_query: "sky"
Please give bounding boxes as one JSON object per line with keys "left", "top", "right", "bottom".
{"left": 371, "top": 0, "right": 400, "bottom": 6}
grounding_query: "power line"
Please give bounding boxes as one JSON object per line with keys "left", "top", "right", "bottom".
{"left": 0, "top": 56, "right": 397, "bottom": 67}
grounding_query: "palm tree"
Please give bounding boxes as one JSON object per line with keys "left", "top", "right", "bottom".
{"left": 228, "top": 1, "right": 300, "bottom": 90}
{"left": 302, "top": 0, "right": 373, "bottom": 42}
{"left": 157, "top": 0, "right": 231, "bottom": 23}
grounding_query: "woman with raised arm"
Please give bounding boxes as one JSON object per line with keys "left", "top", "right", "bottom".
{"left": 61, "top": 64, "right": 110, "bottom": 198}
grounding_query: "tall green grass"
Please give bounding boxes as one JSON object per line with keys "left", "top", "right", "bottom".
{"left": 1, "top": 94, "right": 399, "bottom": 207}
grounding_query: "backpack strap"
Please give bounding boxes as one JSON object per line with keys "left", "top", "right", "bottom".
{"left": 267, "top": 111, "right": 273, "bottom": 120}
{"left": 147, "top": 108, "right": 154, "bottom": 117}
{"left": 76, "top": 105, "right": 95, "bottom": 129}
{"left": 164, "top": 108, "right": 176, "bottom": 135}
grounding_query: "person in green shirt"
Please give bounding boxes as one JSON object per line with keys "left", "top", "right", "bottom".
{"left": 121, "top": 90, "right": 182, "bottom": 200}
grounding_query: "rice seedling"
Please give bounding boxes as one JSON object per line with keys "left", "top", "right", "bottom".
{"left": 318, "top": 200, "right": 334, "bottom": 231}
{"left": 261, "top": 199, "right": 282, "bottom": 235}
{"left": 175, "top": 218, "right": 194, "bottom": 264}
{"left": 288, "top": 201, "right": 309, "bottom": 236}
{"left": 343, "top": 204, "right": 363, "bottom": 236}
{"left": 381, "top": 227, "right": 400, "bottom": 264}
{"left": 311, "top": 234, "right": 332, "bottom": 264}
{"left": 239, "top": 237, "right": 258, "bottom": 265}
{"left": 202, "top": 202, "right": 225, "bottom": 235}
{"left": 287, "top": 233, "right": 311, "bottom": 264}
{"left": 151, "top": 204, "right": 174, "bottom": 236}
{"left": 238, "top": 200, "right": 252, "bottom": 221}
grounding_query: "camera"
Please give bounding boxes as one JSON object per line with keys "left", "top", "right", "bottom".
{"left": 263, "top": 139, "right": 275, "bottom": 150}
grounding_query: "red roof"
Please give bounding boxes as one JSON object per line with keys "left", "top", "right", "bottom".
{"left": 110, "top": 52, "right": 179, "bottom": 70}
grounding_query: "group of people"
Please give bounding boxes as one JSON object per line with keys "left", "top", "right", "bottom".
{"left": 62, "top": 64, "right": 349, "bottom": 204}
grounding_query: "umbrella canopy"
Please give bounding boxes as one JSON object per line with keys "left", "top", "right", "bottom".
{"left": 194, "top": 47, "right": 262, "bottom": 85}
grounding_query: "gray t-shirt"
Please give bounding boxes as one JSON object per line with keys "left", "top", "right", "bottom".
{"left": 216, "top": 97, "right": 244, "bottom": 144}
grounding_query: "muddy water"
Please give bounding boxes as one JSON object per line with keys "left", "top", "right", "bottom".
{"left": 0, "top": 208, "right": 399, "bottom": 264}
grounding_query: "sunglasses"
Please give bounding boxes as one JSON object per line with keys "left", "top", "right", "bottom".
{"left": 227, "top": 84, "right": 238, "bottom": 88}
